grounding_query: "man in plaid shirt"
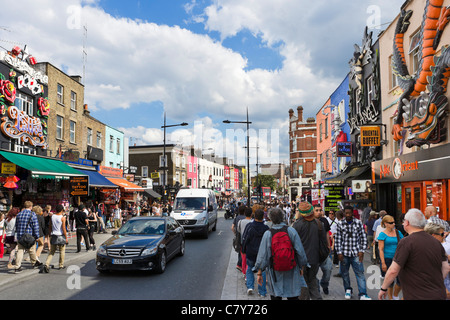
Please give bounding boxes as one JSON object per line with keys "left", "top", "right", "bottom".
{"left": 335, "top": 205, "right": 371, "bottom": 300}
{"left": 9, "top": 201, "right": 42, "bottom": 272}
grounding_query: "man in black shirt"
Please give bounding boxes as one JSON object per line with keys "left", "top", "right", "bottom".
{"left": 74, "top": 204, "right": 90, "bottom": 252}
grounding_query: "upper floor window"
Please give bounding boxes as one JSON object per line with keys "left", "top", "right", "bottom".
{"left": 70, "top": 91, "right": 77, "bottom": 111}
{"left": 57, "top": 83, "right": 64, "bottom": 104}
{"left": 70, "top": 121, "right": 76, "bottom": 144}
{"left": 15, "top": 92, "right": 33, "bottom": 116}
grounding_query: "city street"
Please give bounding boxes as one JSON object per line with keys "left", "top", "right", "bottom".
{"left": 1, "top": 210, "right": 385, "bottom": 301}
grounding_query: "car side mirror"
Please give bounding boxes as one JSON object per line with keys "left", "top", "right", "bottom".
{"left": 208, "top": 205, "right": 213, "bottom": 212}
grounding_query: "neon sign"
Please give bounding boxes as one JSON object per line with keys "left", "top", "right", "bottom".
{"left": 1, "top": 106, "right": 47, "bottom": 148}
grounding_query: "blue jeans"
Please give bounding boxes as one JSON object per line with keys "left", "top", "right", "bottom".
{"left": 246, "top": 258, "right": 267, "bottom": 296}
{"left": 319, "top": 255, "right": 332, "bottom": 289}
{"left": 339, "top": 255, "right": 368, "bottom": 296}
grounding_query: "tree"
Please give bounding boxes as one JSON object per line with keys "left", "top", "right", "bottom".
{"left": 253, "top": 174, "right": 276, "bottom": 191}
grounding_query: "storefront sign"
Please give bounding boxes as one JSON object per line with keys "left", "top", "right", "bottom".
{"left": 360, "top": 126, "right": 380, "bottom": 146}
{"left": 0, "top": 106, "right": 47, "bottom": 148}
{"left": 372, "top": 143, "right": 450, "bottom": 184}
{"left": 336, "top": 142, "right": 352, "bottom": 157}
{"left": 1, "top": 162, "right": 16, "bottom": 174}
{"left": 69, "top": 176, "right": 89, "bottom": 196}
{"left": 98, "top": 166, "right": 123, "bottom": 177}
{"left": 324, "top": 185, "right": 345, "bottom": 212}
{"left": 0, "top": 50, "right": 48, "bottom": 84}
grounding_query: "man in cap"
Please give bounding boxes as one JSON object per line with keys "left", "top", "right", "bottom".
{"left": 292, "top": 202, "right": 328, "bottom": 300}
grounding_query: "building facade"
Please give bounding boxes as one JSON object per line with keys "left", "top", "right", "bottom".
{"left": 373, "top": 0, "right": 450, "bottom": 221}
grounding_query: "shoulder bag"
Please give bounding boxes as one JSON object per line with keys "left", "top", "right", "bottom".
{"left": 18, "top": 214, "right": 36, "bottom": 249}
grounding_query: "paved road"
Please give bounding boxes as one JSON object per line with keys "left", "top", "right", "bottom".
{"left": 0, "top": 210, "right": 389, "bottom": 301}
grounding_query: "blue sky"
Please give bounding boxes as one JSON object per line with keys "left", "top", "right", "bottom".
{"left": 0, "top": 0, "right": 406, "bottom": 165}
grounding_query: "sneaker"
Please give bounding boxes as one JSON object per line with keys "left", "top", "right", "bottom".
{"left": 345, "top": 289, "right": 352, "bottom": 300}
{"left": 247, "top": 288, "right": 253, "bottom": 295}
{"left": 360, "top": 295, "right": 372, "bottom": 300}
{"left": 43, "top": 265, "right": 50, "bottom": 273}
{"left": 33, "top": 261, "right": 43, "bottom": 268}
{"left": 14, "top": 267, "right": 23, "bottom": 273}
{"left": 322, "top": 286, "right": 329, "bottom": 295}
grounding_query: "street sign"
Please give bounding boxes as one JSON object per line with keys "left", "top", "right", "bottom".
{"left": 69, "top": 176, "right": 89, "bottom": 196}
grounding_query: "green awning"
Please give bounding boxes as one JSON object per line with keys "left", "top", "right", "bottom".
{"left": 0, "top": 150, "right": 86, "bottom": 180}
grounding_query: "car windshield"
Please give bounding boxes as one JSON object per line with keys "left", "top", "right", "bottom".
{"left": 118, "top": 219, "right": 165, "bottom": 235}
{"left": 174, "top": 197, "right": 206, "bottom": 210}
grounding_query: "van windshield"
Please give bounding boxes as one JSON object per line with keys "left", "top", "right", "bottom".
{"left": 174, "top": 197, "right": 206, "bottom": 210}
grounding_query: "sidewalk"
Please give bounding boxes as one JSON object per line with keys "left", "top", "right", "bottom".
{"left": 221, "top": 245, "right": 385, "bottom": 300}
{"left": 0, "top": 230, "right": 113, "bottom": 288}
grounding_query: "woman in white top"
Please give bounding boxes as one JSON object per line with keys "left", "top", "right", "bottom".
{"left": 5, "top": 207, "right": 20, "bottom": 268}
{"left": 43, "top": 204, "right": 68, "bottom": 272}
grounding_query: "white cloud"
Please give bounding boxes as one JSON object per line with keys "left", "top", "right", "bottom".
{"left": 1, "top": 0, "right": 405, "bottom": 165}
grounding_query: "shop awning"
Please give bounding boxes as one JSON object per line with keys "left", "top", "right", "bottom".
{"left": 324, "top": 165, "right": 371, "bottom": 185}
{"left": 143, "top": 188, "right": 162, "bottom": 198}
{"left": 0, "top": 150, "right": 86, "bottom": 180}
{"left": 106, "top": 177, "right": 143, "bottom": 191}
{"left": 76, "top": 169, "right": 118, "bottom": 188}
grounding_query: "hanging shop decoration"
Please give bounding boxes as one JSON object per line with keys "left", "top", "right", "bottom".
{"left": 391, "top": 1, "right": 450, "bottom": 148}
{"left": 0, "top": 45, "right": 49, "bottom": 148}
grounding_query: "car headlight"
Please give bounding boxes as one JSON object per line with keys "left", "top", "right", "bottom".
{"left": 198, "top": 216, "right": 208, "bottom": 224}
{"left": 97, "top": 246, "right": 107, "bottom": 256}
{"left": 141, "top": 246, "right": 158, "bottom": 256}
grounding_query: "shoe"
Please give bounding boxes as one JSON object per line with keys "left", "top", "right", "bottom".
{"left": 43, "top": 265, "right": 50, "bottom": 273}
{"left": 58, "top": 266, "right": 66, "bottom": 270}
{"left": 360, "top": 295, "right": 372, "bottom": 300}
{"left": 322, "top": 286, "right": 329, "bottom": 295}
{"left": 7, "top": 263, "right": 15, "bottom": 269}
{"left": 247, "top": 288, "right": 253, "bottom": 295}
{"left": 345, "top": 289, "right": 352, "bottom": 300}
{"left": 33, "top": 261, "right": 43, "bottom": 268}
{"left": 14, "top": 267, "right": 23, "bottom": 273}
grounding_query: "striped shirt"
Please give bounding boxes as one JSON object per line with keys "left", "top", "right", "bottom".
{"left": 334, "top": 218, "right": 367, "bottom": 257}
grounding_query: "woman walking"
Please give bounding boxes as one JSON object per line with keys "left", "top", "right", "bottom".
{"left": 43, "top": 204, "right": 68, "bottom": 272}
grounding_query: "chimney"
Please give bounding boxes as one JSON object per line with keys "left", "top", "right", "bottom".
{"left": 83, "top": 104, "right": 90, "bottom": 115}
{"left": 288, "top": 108, "right": 294, "bottom": 119}
{"left": 297, "top": 106, "right": 303, "bottom": 121}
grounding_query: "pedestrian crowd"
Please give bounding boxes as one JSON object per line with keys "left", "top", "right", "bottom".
{"left": 230, "top": 199, "right": 450, "bottom": 300}
{"left": 0, "top": 198, "right": 173, "bottom": 274}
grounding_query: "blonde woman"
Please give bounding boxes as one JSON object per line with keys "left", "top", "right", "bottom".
{"left": 33, "top": 205, "right": 46, "bottom": 263}
{"left": 377, "top": 215, "right": 403, "bottom": 300}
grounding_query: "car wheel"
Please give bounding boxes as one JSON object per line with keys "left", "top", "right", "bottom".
{"left": 155, "top": 250, "right": 167, "bottom": 274}
{"left": 178, "top": 239, "right": 185, "bottom": 256}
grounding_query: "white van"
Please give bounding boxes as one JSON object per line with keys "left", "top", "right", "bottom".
{"left": 171, "top": 188, "right": 218, "bottom": 238}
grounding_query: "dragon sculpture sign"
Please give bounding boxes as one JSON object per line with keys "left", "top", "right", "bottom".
{"left": 391, "top": 0, "right": 450, "bottom": 148}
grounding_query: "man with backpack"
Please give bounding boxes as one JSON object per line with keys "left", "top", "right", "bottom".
{"left": 292, "top": 202, "right": 329, "bottom": 300}
{"left": 241, "top": 208, "right": 269, "bottom": 297}
{"left": 253, "top": 207, "right": 308, "bottom": 300}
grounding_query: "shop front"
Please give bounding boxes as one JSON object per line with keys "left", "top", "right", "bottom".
{"left": 0, "top": 150, "right": 88, "bottom": 211}
{"left": 372, "top": 143, "right": 450, "bottom": 222}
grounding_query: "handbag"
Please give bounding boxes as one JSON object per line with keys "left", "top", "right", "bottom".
{"left": 51, "top": 234, "right": 66, "bottom": 246}
{"left": 18, "top": 214, "right": 36, "bottom": 249}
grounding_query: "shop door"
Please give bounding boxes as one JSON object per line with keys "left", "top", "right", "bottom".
{"left": 423, "top": 180, "right": 447, "bottom": 221}
{"left": 402, "top": 182, "right": 422, "bottom": 214}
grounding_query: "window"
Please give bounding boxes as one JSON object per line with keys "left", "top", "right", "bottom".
{"left": 176, "top": 156, "right": 180, "bottom": 167}
{"left": 142, "top": 166, "right": 148, "bottom": 178}
{"left": 70, "top": 121, "right": 76, "bottom": 143}
{"left": 159, "top": 155, "right": 167, "bottom": 167}
{"left": 116, "top": 138, "right": 121, "bottom": 155}
{"left": 409, "top": 30, "right": 421, "bottom": 76}
{"left": 87, "top": 128, "right": 92, "bottom": 145}
{"left": 109, "top": 135, "right": 114, "bottom": 152}
{"left": 389, "top": 55, "right": 398, "bottom": 89}
{"left": 15, "top": 93, "right": 33, "bottom": 116}
{"left": 56, "top": 115, "right": 63, "bottom": 140}
{"left": 96, "top": 132, "right": 102, "bottom": 148}
{"left": 57, "top": 83, "right": 64, "bottom": 104}
{"left": 366, "top": 76, "right": 374, "bottom": 106}
{"left": 70, "top": 91, "right": 77, "bottom": 110}
{"left": 292, "top": 138, "right": 297, "bottom": 151}
{"left": 181, "top": 157, "right": 185, "bottom": 168}
{"left": 324, "top": 118, "right": 328, "bottom": 138}
{"left": 189, "top": 162, "right": 192, "bottom": 173}
{"left": 319, "top": 124, "right": 323, "bottom": 142}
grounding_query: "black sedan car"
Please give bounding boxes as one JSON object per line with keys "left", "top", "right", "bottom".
{"left": 96, "top": 216, "right": 185, "bottom": 274}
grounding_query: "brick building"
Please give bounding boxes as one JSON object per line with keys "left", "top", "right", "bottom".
{"left": 288, "top": 106, "right": 317, "bottom": 201}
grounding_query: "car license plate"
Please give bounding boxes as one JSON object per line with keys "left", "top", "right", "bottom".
{"left": 112, "top": 259, "right": 132, "bottom": 264}
{"left": 184, "top": 229, "right": 191, "bottom": 233}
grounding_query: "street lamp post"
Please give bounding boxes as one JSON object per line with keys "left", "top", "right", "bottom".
{"left": 223, "top": 107, "right": 252, "bottom": 207}
{"left": 162, "top": 112, "right": 188, "bottom": 202}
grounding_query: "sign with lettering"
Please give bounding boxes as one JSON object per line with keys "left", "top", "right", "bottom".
{"left": 336, "top": 142, "right": 352, "bottom": 157}
{"left": 69, "top": 176, "right": 89, "bottom": 196}
{"left": 98, "top": 166, "right": 123, "bottom": 177}
{"left": 361, "top": 126, "right": 380, "bottom": 147}
{"left": 324, "top": 185, "right": 345, "bottom": 212}
{"left": 0, "top": 106, "right": 47, "bottom": 148}
{"left": 1, "top": 162, "right": 16, "bottom": 174}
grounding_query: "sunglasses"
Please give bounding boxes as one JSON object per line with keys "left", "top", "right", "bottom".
{"left": 434, "top": 232, "right": 445, "bottom": 237}
{"left": 385, "top": 221, "right": 395, "bottom": 224}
